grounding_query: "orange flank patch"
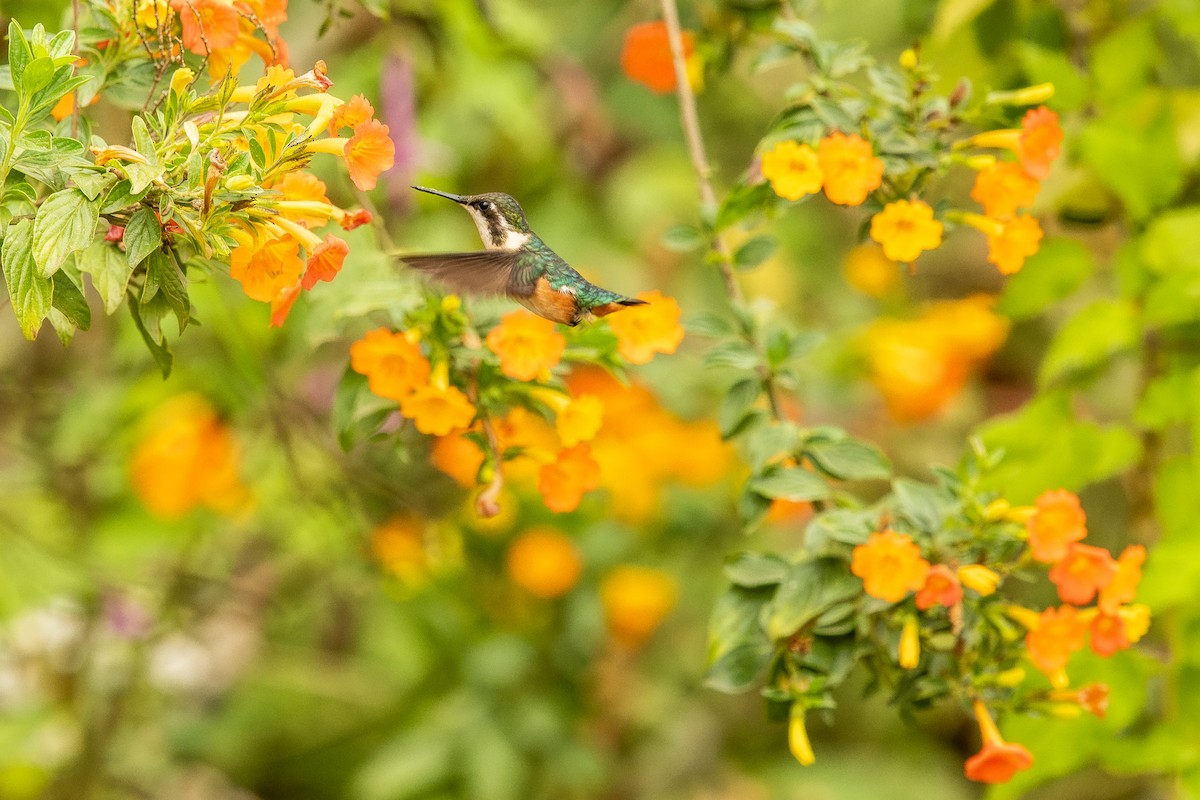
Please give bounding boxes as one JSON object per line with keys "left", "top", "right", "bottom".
{"left": 590, "top": 301, "right": 632, "bottom": 318}
{"left": 528, "top": 277, "right": 579, "bottom": 325}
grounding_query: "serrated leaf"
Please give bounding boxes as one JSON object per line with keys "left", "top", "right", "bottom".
{"left": 46, "top": 307, "right": 76, "bottom": 345}
{"left": 124, "top": 206, "right": 162, "bottom": 268}
{"left": 2, "top": 219, "right": 52, "bottom": 339}
{"left": 31, "top": 188, "right": 99, "bottom": 277}
{"left": 101, "top": 179, "right": 149, "bottom": 214}
{"left": 891, "top": 478, "right": 949, "bottom": 533}
{"left": 748, "top": 466, "right": 830, "bottom": 503}
{"left": 804, "top": 438, "right": 891, "bottom": 481}
{"left": 724, "top": 551, "right": 789, "bottom": 588}
{"left": 704, "top": 340, "right": 761, "bottom": 370}
{"left": 78, "top": 239, "right": 134, "bottom": 314}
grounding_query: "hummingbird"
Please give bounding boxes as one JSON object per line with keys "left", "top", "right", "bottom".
{"left": 402, "top": 186, "right": 647, "bottom": 326}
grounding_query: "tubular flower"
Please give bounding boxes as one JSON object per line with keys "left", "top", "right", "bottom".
{"left": 399, "top": 364, "right": 477, "bottom": 436}
{"left": 537, "top": 443, "right": 602, "bottom": 513}
{"left": 899, "top": 615, "right": 920, "bottom": 669}
{"left": 620, "top": 20, "right": 696, "bottom": 94}
{"left": 505, "top": 528, "right": 582, "bottom": 598}
{"left": 1018, "top": 106, "right": 1063, "bottom": 179}
{"left": 301, "top": 234, "right": 349, "bottom": 289}
{"left": 129, "top": 394, "right": 250, "bottom": 518}
{"left": 761, "top": 141, "right": 823, "bottom": 201}
{"left": 269, "top": 282, "right": 301, "bottom": 327}
{"left": 136, "top": 0, "right": 173, "bottom": 28}
{"left": 869, "top": 199, "right": 944, "bottom": 263}
{"left": 171, "top": 0, "right": 239, "bottom": 55}
{"left": 605, "top": 290, "right": 684, "bottom": 365}
{"left": 1049, "top": 683, "right": 1109, "bottom": 719}
{"left": 1099, "top": 544, "right": 1146, "bottom": 613}
{"left": 861, "top": 320, "right": 969, "bottom": 422}
{"left": 817, "top": 132, "right": 885, "bottom": 206}
{"left": 1089, "top": 611, "right": 1129, "bottom": 657}
{"left": 1048, "top": 543, "right": 1118, "bottom": 605}
{"left": 957, "top": 564, "right": 1002, "bottom": 596}
{"left": 600, "top": 565, "right": 677, "bottom": 648}
{"left": 971, "top": 162, "right": 1040, "bottom": 218}
{"left": 1024, "top": 606, "right": 1087, "bottom": 674}
{"left": 486, "top": 311, "right": 567, "bottom": 381}
{"left": 850, "top": 529, "right": 931, "bottom": 603}
{"left": 984, "top": 214, "right": 1043, "bottom": 275}
{"left": 964, "top": 700, "right": 1034, "bottom": 784}
{"left": 430, "top": 429, "right": 485, "bottom": 487}
{"left": 788, "top": 705, "right": 816, "bottom": 766}
{"left": 349, "top": 328, "right": 431, "bottom": 401}
{"left": 229, "top": 228, "right": 304, "bottom": 302}
{"left": 273, "top": 172, "right": 331, "bottom": 226}
{"left": 915, "top": 564, "right": 963, "bottom": 610}
{"left": 1027, "top": 489, "right": 1087, "bottom": 563}
{"left": 532, "top": 388, "right": 605, "bottom": 447}
{"left": 306, "top": 120, "right": 396, "bottom": 191}
{"left": 329, "top": 94, "right": 375, "bottom": 135}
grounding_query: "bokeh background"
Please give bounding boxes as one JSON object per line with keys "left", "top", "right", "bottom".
{"left": 0, "top": 0, "right": 1196, "bottom": 798}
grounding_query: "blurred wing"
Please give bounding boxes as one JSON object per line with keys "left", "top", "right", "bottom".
{"left": 402, "top": 251, "right": 541, "bottom": 298}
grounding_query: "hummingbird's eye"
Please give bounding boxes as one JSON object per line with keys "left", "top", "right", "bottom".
{"left": 477, "top": 200, "right": 491, "bottom": 211}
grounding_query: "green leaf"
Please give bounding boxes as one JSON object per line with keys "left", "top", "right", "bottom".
{"left": 997, "top": 238, "right": 1094, "bottom": 320}
{"left": 77, "top": 239, "right": 133, "bottom": 314}
{"left": 804, "top": 438, "right": 891, "bottom": 481}
{"left": 891, "top": 478, "right": 950, "bottom": 533}
{"left": 124, "top": 207, "right": 162, "bottom": 268}
{"left": 142, "top": 249, "right": 189, "bottom": 332}
{"left": 704, "top": 340, "right": 761, "bottom": 370}
{"left": 332, "top": 366, "right": 395, "bottom": 451}
{"left": 51, "top": 268, "right": 90, "bottom": 330}
{"left": 733, "top": 235, "right": 777, "bottom": 270}
{"left": 931, "top": 0, "right": 998, "bottom": 39}
{"left": 766, "top": 557, "right": 860, "bottom": 640}
{"left": 705, "top": 584, "right": 776, "bottom": 693}
{"left": 7, "top": 22, "right": 33, "bottom": 87}
{"left": 1078, "top": 97, "right": 1183, "bottom": 221}
{"left": 19, "top": 56, "right": 54, "bottom": 94}
{"left": 715, "top": 182, "right": 777, "bottom": 231}
{"left": 719, "top": 377, "right": 762, "bottom": 438}
{"left": 101, "top": 180, "right": 150, "bottom": 214}
{"left": 661, "top": 224, "right": 706, "bottom": 252}
{"left": 724, "top": 552, "right": 789, "bottom": 588}
{"left": 128, "top": 294, "right": 173, "bottom": 377}
{"left": 2, "top": 219, "right": 52, "bottom": 339}
{"left": 1039, "top": 299, "right": 1138, "bottom": 386}
{"left": 747, "top": 466, "right": 830, "bottom": 503}
{"left": 31, "top": 188, "right": 99, "bottom": 277}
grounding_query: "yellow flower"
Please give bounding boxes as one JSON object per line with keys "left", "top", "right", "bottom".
{"left": 486, "top": 311, "right": 567, "bottom": 381}
{"left": 817, "top": 132, "right": 884, "bottom": 206}
{"left": 788, "top": 705, "right": 816, "bottom": 766}
{"left": 899, "top": 615, "right": 920, "bottom": 669}
{"left": 169, "top": 67, "right": 195, "bottom": 96}
{"left": 349, "top": 328, "right": 431, "bottom": 402}
{"left": 957, "top": 565, "right": 1002, "bottom": 596}
{"left": 136, "top": 0, "right": 173, "bottom": 28}
{"left": 761, "top": 140, "right": 823, "bottom": 201}
{"left": 971, "top": 162, "right": 1040, "bottom": 219}
{"left": 600, "top": 566, "right": 677, "bottom": 648}
{"left": 985, "top": 214, "right": 1043, "bottom": 275}
{"left": 505, "top": 528, "right": 582, "bottom": 598}
{"left": 605, "top": 289, "right": 684, "bottom": 365}
{"left": 869, "top": 199, "right": 944, "bottom": 263}
{"left": 842, "top": 243, "right": 899, "bottom": 297}
{"left": 400, "top": 382, "right": 476, "bottom": 436}
{"left": 537, "top": 443, "right": 601, "bottom": 513}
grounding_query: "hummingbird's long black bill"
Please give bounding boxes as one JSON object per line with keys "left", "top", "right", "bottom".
{"left": 412, "top": 185, "right": 468, "bottom": 204}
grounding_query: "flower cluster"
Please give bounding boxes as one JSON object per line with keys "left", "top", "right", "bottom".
{"left": 860, "top": 295, "right": 1010, "bottom": 422}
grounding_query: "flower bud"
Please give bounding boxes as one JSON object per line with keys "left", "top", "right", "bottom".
{"left": 995, "top": 666, "right": 1026, "bottom": 687}
{"left": 899, "top": 616, "right": 920, "bottom": 669}
{"left": 224, "top": 174, "right": 256, "bottom": 192}
{"left": 788, "top": 704, "right": 816, "bottom": 766}
{"left": 958, "top": 565, "right": 1002, "bottom": 596}
{"left": 899, "top": 48, "right": 918, "bottom": 70}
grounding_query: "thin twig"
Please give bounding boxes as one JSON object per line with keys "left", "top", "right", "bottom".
{"left": 659, "top": 0, "right": 742, "bottom": 304}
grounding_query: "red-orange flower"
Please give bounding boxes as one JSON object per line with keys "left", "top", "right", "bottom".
{"left": 269, "top": 282, "right": 301, "bottom": 327}
{"left": 605, "top": 289, "right": 684, "bottom": 365}
{"left": 1018, "top": 106, "right": 1062, "bottom": 179}
{"left": 1099, "top": 544, "right": 1146, "bottom": 614}
{"left": 301, "top": 234, "right": 348, "bottom": 290}
{"left": 1049, "top": 543, "right": 1118, "bottom": 605}
{"left": 344, "top": 120, "right": 395, "bottom": 191}
{"left": 486, "top": 311, "right": 567, "bottom": 381}
{"left": 850, "top": 529, "right": 931, "bottom": 603}
{"left": 349, "top": 328, "right": 430, "bottom": 401}
{"left": 1027, "top": 489, "right": 1086, "bottom": 563}
{"left": 620, "top": 20, "right": 691, "bottom": 94}
{"left": 537, "top": 443, "right": 601, "bottom": 513}
{"left": 171, "top": 0, "right": 239, "bottom": 55}
{"left": 817, "top": 132, "right": 885, "bottom": 206}
{"left": 971, "top": 162, "right": 1040, "bottom": 218}
{"left": 915, "top": 564, "right": 963, "bottom": 610}
{"left": 1025, "top": 605, "right": 1087, "bottom": 674}
{"left": 985, "top": 214, "right": 1043, "bottom": 275}
{"left": 964, "top": 700, "right": 1034, "bottom": 784}
{"left": 1089, "top": 611, "right": 1130, "bottom": 657}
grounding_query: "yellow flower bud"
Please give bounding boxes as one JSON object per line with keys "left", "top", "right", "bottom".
{"left": 958, "top": 564, "right": 1002, "bottom": 596}
{"left": 899, "top": 48, "right": 918, "bottom": 70}
{"left": 1047, "top": 703, "right": 1082, "bottom": 720}
{"left": 788, "top": 705, "right": 816, "bottom": 766}
{"left": 1004, "top": 604, "right": 1041, "bottom": 630}
{"left": 995, "top": 666, "right": 1026, "bottom": 687}
{"left": 169, "top": 67, "right": 195, "bottom": 96}
{"left": 441, "top": 295, "right": 462, "bottom": 313}
{"left": 1048, "top": 668, "right": 1069, "bottom": 690}
{"left": 987, "top": 82, "right": 1056, "bottom": 106}
{"left": 224, "top": 174, "right": 256, "bottom": 192}
{"left": 983, "top": 498, "right": 1011, "bottom": 521}
{"left": 899, "top": 616, "right": 920, "bottom": 669}
{"left": 962, "top": 154, "right": 997, "bottom": 171}
{"left": 1119, "top": 604, "right": 1151, "bottom": 643}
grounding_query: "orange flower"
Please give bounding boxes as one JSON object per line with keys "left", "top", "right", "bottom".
{"left": 129, "top": 394, "right": 249, "bottom": 518}
{"left": 229, "top": 229, "right": 304, "bottom": 302}
{"left": 985, "top": 214, "right": 1043, "bottom": 275}
{"left": 400, "top": 383, "right": 477, "bottom": 436}
{"left": 349, "top": 328, "right": 431, "bottom": 401}
{"left": 861, "top": 320, "right": 969, "bottom": 422}
{"left": 1025, "top": 605, "right": 1087, "bottom": 674}
{"left": 344, "top": 120, "right": 395, "bottom": 191}
{"left": 761, "top": 141, "right": 823, "bottom": 201}
{"left": 486, "top": 311, "right": 567, "bottom": 381}
{"left": 329, "top": 94, "right": 375, "bottom": 136}
{"left": 300, "top": 234, "right": 348, "bottom": 289}
{"left": 600, "top": 565, "right": 677, "bottom": 648}
{"left": 817, "top": 132, "right": 884, "bottom": 206}
{"left": 1048, "top": 543, "right": 1117, "bottom": 605}
{"left": 964, "top": 700, "right": 1034, "bottom": 784}
{"left": 620, "top": 20, "right": 692, "bottom": 94}
{"left": 269, "top": 282, "right": 301, "bottom": 328}
{"left": 532, "top": 388, "right": 605, "bottom": 447}
{"left": 1089, "top": 611, "right": 1129, "bottom": 657}
{"left": 537, "top": 443, "right": 601, "bottom": 513}
{"left": 1099, "top": 544, "right": 1145, "bottom": 614}
{"left": 915, "top": 564, "right": 963, "bottom": 610}
{"left": 430, "top": 428, "right": 485, "bottom": 487}
{"left": 505, "top": 528, "right": 583, "bottom": 598}
{"left": 1018, "top": 106, "right": 1062, "bottom": 179}
{"left": 1049, "top": 683, "right": 1109, "bottom": 718}
{"left": 371, "top": 514, "right": 427, "bottom": 585}
{"left": 273, "top": 172, "right": 331, "bottom": 227}
{"left": 171, "top": 0, "right": 239, "bottom": 55}
{"left": 971, "top": 162, "right": 1040, "bottom": 218}
{"left": 850, "top": 529, "right": 931, "bottom": 603}
{"left": 605, "top": 290, "right": 684, "bottom": 365}
{"left": 869, "top": 199, "right": 943, "bottom": 263}
{"left": 842, "top": 243, "right": 899, "bottom": 298}
{"left": 50, "top": 92, "right": 75, "bottom": 122}
{"left": 1026, "top": 489, "right": 1086, "bottom": 563}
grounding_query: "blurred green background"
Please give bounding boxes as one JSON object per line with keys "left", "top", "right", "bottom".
{"left": 2, "top": 0, "right": 1198, "bottom": 798}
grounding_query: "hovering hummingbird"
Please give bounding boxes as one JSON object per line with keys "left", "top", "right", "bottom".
{"left": 402, "top": 186, "right": 647, "bottom": 326}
